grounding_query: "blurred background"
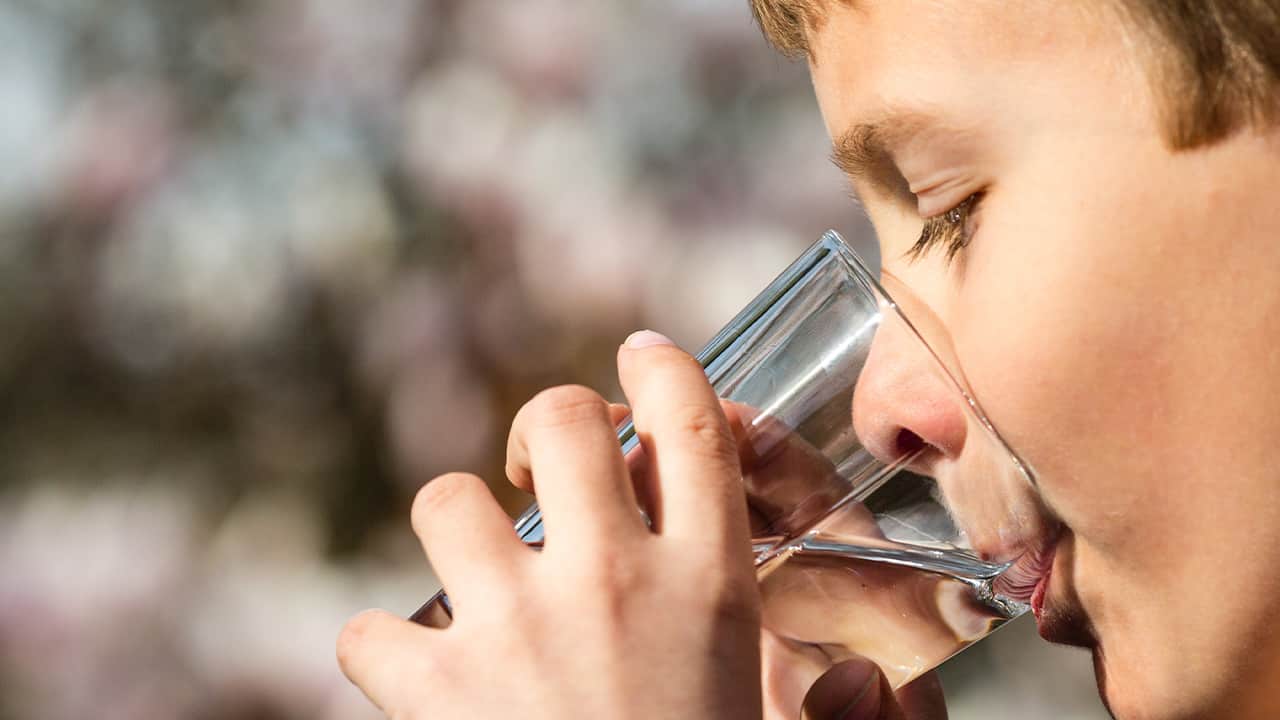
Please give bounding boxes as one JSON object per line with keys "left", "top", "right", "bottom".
{"left": 0, "top": 0, "right": 1107, "bottom": 718}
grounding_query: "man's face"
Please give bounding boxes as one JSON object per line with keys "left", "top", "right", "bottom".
{"left": 808, "top": 2, "right": 1280, "bottom": 718}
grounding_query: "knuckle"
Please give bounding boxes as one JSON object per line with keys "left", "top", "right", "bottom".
{"left": 571, "top": 549, "right": 649, "bottom": 626}
{"left": 412, "top": 473, "right": 479, "bottom": 525}
{"left": 671, "top": 403, "right": 739, "bottom": 466}
{"left": 523, "top": 385, "right": 609, "bottom": 432}
{"left": 574, "top": 543, "right": 644, "bottom": 596}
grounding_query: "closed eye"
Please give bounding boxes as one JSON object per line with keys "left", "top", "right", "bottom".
{"left": 904, "top": 192, "right": 983, "bottom": 264}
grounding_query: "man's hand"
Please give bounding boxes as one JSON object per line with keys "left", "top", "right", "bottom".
{"left": 338, "top": 331, "right": 763, "bottom": 719}
{"left": 337, "top": 330, "right": 946, "bottom": 719}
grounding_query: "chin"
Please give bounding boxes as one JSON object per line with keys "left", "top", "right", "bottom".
{"left": 1091, "top": 648, "right": 1171, "bottom": 720}
{"left": 1090, "top": 648, "right": 1212, "bottom": 720}
{"left": 1091, "top": 647, "right": 1120, "bottom": 719}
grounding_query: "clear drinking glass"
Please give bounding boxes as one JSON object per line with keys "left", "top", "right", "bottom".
{"left": 410, "top": 230, "right": 1055, "bottom": 699}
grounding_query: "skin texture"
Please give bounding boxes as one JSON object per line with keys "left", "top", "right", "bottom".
{"left": 338, "top": 333, "right": 928, "bottom": 719}
{"left": 338, "top": 2, "right": 1280, "bottom": 718}
{"left": 338, "top": 333, "right": 766, "bottom": 720}
{"left": 806, "top": 2, "right": 1280, "bottom": 718}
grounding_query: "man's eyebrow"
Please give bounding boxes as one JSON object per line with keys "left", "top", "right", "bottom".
{"left": 830, "top": 109, "right": 957, "bottom": 198}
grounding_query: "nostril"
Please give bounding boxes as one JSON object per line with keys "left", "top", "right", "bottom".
{"left": 851, "top": 333, "right": 969, "bottom": 467}
{"left": 892, "top": 428, "right": 926, "bottom": 459}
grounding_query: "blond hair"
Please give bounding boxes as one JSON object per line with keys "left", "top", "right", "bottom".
{"left": 748, "top": 0, "right": 1280, "bottom": 148}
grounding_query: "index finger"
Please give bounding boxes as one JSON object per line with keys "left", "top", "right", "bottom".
{"left": 616, "top": 330, "right": 750, "bottom": 550}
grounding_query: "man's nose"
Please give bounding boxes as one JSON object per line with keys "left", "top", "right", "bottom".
{"left": 851, "top": 317, "right": 968, "bottom": 473}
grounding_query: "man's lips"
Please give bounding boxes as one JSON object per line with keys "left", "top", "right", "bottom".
{"left": 1028, "top": 529, "right": 1096, "bottom": 647}
{"left": 992, "top": 523, "right": 1060, "bottom": 606}
{"left": 985, "top": 524, "right": 1079, "bottom": 641}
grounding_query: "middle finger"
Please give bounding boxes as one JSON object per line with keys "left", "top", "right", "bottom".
{"left": 507, "top": 385, "right": 644, "bottom": 545}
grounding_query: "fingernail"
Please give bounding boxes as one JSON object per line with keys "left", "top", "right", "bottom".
{"left": 624, "top": 329, "right": 675, "bottom": 349}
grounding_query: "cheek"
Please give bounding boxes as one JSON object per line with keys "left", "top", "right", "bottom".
{"left": 939, "top": 136, "right": 1280, "bottom": 716}
{"left": 943, "top": 180, "right": 1190, "bottom": 553}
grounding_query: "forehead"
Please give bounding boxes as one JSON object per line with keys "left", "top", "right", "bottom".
{"left": 806, "top": 2, "right": 1111, "bottom": 135}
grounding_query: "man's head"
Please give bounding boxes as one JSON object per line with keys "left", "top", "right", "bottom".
{"left": 752, "top": 2, "right": 1280, "bottom": 718}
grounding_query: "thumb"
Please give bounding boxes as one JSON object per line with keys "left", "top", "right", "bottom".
{"left": 800, "top": 657, "right": 903, "bottom": 720}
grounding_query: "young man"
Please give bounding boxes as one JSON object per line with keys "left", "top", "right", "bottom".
{"left": 338, "top": 2, "right": 1280, "bottom": 718}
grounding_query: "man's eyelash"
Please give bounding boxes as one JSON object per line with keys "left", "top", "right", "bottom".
{"left": 905, "top": 193, "right": 982, "bottom": 263}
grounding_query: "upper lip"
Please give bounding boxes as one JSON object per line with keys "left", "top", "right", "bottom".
{"left": 992, "top": 522, "right": 1061, "bottom": 605}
